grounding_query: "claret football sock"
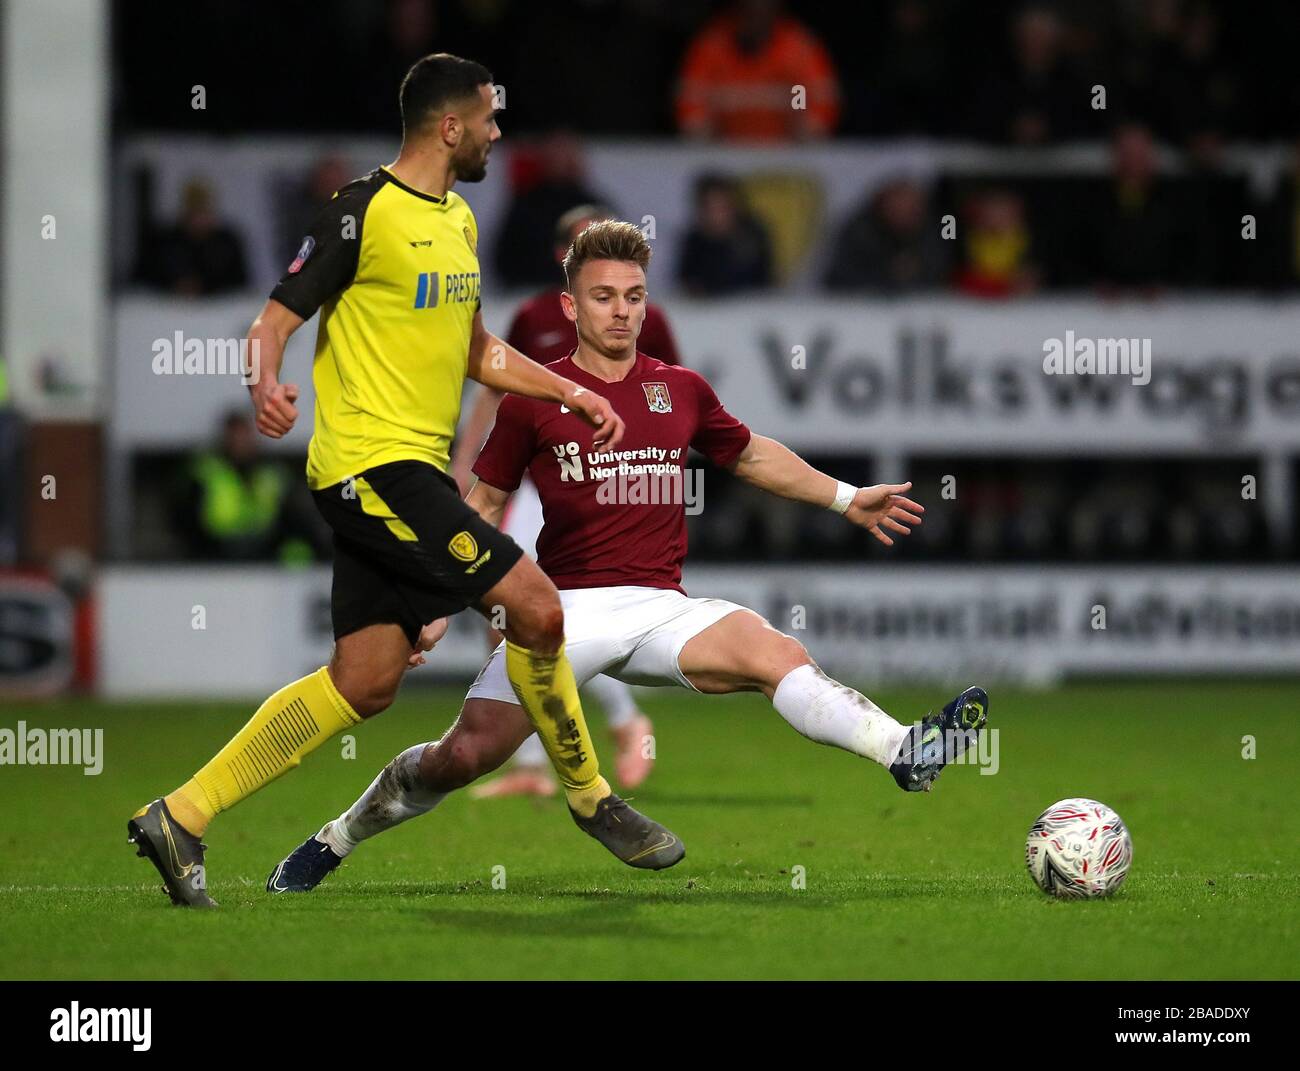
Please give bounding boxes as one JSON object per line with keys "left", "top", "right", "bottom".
{"left": 163, "top": 667, "right": 362, "bottom": 837}
{"left": 504, "top": 639, "right": 610, "bottom": 817}
{"left": 322, "top": 743, "right": 446, "bottom": 857}
{"left": 772, "top": 664, "right": 911, "bottom": 767}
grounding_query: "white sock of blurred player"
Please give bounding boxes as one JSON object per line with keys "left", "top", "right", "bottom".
{"left": 586, "top": 674, "right": 655, "bottom": 786}
{"left": 471, "top": 674, "right": 654, "bottom": 797}
{"left": 585, "top": 672, "right": 638, "bottom": 730}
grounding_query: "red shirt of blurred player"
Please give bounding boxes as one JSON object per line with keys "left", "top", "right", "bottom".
{"left": 508, "top": 204, "right": 681, "bottom": 366}
{"left": 506, "top": 288, "right": 680, "bottom": 366}
{"left": 450, "top": 209, "right": 682, "bottom": 494}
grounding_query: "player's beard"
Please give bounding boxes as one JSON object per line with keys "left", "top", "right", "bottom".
{"left": 453, "top": 137, "right": 490, "bottom": 183}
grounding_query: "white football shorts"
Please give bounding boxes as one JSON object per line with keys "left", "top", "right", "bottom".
{"left": 466, "top": 585, "right": 749, "bottom": 702}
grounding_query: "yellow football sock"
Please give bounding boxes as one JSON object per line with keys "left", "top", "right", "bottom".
{"left": 163, "top": 667, "right": 361, "bottom": 837}
{"left": 504, "top": 639, "right": 610, "bottom": 817}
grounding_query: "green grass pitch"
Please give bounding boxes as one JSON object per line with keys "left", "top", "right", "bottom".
{"left": 0, "top": 680, "right": 1296, "bottom": 980}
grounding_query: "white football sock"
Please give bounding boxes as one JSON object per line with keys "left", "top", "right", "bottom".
{"left": 771, "top": 664, "right": 910, "bottom": 768}
{"left": 321, "top": 743, "right": 446, "bottom": 857}
{"left": 584, "top": 673, "right": 640, "bottom": 730}
{"left": 511, "top": 730, "right": 549, "bottom": 768}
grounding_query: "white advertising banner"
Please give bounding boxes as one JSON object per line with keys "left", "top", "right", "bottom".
{"left": 98, "top": 564, "right": 1300, "bottom": 698}
{"left": 112, "top": 296, "right": 1300, "bottom": 453}
{"left": 669, "top": 297, "right": 1300, "bottom": 454}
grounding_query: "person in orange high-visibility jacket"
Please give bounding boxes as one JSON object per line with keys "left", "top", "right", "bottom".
{"left": 675, "top": 0, "right": 841, "bottom": 141}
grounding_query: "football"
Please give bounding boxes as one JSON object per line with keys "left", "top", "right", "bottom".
{"left": 1025, "top": 798, "right": 1133, "bottom": 899}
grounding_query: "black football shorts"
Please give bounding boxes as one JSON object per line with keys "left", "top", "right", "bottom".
{"left": 312, "top": 460, "right": 523, "bottom": 645}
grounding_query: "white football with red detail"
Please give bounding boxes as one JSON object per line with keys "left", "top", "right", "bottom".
{"left": 1025, "top": 797, "right": 1133, "bottom": 899}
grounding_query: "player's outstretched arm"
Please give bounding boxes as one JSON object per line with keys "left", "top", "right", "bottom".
{"left": 246, "top": 298, "right": 306, "bottom": 439}
{"left": 727, "top": 434, "right": 924, "bottom": 546}
{"left": 466, "top": 312, "right": 625, "bottom": 450}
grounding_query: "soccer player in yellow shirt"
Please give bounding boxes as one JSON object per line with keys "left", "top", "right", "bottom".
{"left": 127, "top": 53, "right": 683, "bottom": 907}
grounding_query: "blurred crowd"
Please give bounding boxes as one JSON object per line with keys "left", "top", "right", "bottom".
{"left": 688, "top": 456, "right": 1278, "bottom": 564}
{"left": 118, "top": 0, "right": 1298, "bottom": 143}
{"left": 119, "top": 0, "right": 1300, "bottom": 298}
{"left": 133, "top": 124, "right": 1300, "bottom": 298}
{"left": 116, "top": 0, "right": 1299, "bottom": 565}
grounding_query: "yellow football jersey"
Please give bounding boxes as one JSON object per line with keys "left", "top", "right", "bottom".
{"left": 271, "top": 166, "right": 481, "bottom": 489}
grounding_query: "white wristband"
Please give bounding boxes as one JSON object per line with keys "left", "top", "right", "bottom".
{"left": 829, "top": 481, "right": 857, "bottom": 514}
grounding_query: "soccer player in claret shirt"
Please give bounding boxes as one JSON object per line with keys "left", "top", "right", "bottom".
{"left": 126, "top": 55, "right": 685, "bottom": 909}
{"left": 451, "top": 202, "right": 682, "bottom": 799}
{"left": 267, "top": 220, "right": 989, "bottom": 893}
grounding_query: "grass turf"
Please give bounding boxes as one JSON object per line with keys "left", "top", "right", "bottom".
{"left": 0, "top": 680, "right": 1296, "bottom": 980}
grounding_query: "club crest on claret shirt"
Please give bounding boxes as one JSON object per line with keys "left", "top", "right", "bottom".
{"left": 642, "top": 381, "right": 672, "bottom": 414}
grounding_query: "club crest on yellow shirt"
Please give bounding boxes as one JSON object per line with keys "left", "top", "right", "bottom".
{"left": 448, "top": 531, "right": 478, "bottom": 562}
{"left": 463, "top": 226, "right": 476, "bottom": 256}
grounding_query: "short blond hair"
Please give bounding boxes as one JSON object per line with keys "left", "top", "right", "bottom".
{"left": 562, "top": 219, "right": 652, "bottom": 288}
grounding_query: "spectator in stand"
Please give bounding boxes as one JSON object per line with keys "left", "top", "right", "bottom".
{"left": 824, "top": 178, "right": 949, "bottom": 293}
{"left": 1123, "top": 0, "right": 1237, "bottom": 146}
{"left": 278, "top": 154, "right": 354, "bottom": 267}
{"left": 675, "top": 0, "right": 840, "bottom": 141}
{"left": 1179, "top": 129, "right": 1249, "bottom": 288}
{"left": 1065, "top": 123, "right": 1185, "bottom": 294}
{"left": 677, "top": 174, "right": 773, "bottom": 296}
{"left": 858, "top": 0, "right": 953, "bottom": 135}
{"left": 966, "top": 5, "right": 1091, "bottom": 145}
{"left": 1260, "top": 138, "right": 1300, "bottom": 290}
{"left": 173, "top": 409, "right": 326, "bottom": 564}
{"left": 493, "top": 131, "right": 610, "bottom": 288}
{"left": 135, "top": 179, "right": 248, "bottom": 297}
{"left": 351, "top": 0, "right": 456, "bottom": 131}
{"left": 952, "top": 188, "right": 1039, "bottom": 298}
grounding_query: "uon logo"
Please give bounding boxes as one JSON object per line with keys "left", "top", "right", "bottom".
{"left": 413, "top": 271, "right": 440, "bottom": 308}
{"left": 643, "top": 382, "right": 672, "bottom": 413}
{"left": 448, "top": 531, "right": 478, "bottom": 561}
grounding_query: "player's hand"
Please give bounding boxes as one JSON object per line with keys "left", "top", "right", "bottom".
{"left": 249, "top": 378, "right": 300, "bottom": 438}
{"left": 564, "top": 386, "right": 625, "bottom": 451}
{"left": 407, "top": 617, "right": 450, "bottom": 668}
{"left": 844, "top": 482, "right": 925, "bottom": 547}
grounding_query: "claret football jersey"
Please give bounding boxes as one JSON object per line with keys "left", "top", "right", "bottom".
{"left": 271, "top": 166, "right": 482, "bottom": 489}
{"left": 472, "top": 353, "right": 751, "bottom": 592}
